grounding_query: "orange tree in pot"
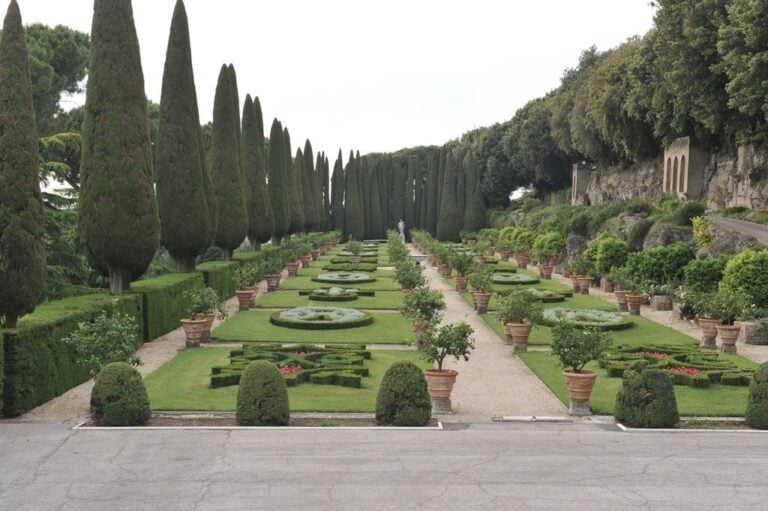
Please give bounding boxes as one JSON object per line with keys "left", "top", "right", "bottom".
{"left": 401, "top": 286, "right": 446, "bottom": 349}
{"left": 468, "top": 266, "right": 494, "bottom": 314}
{"left": 394, "top": 261, "right": 426, "bottom": 293}
{"left": 693, "top": 289, "right": 749, "bottom": 354}
{"left": 235, "top": 265, "right": 258, "bottom": 312}
{"left": 450, "top": 250, "right": 477, "bottom": 292}
{"left": 532, "top": 231, "right": 565, "bottom": 280}
{"left": 498, "top": 289, "right": 543, "bottom": 353}
{"left": 421, "top": 322, "right": 475, "bottom": 415}
{"left": 182, "top": 287, "right": 227, "bottom": 346}
{"left": 550, "top": 322, "right": 613, "bottom": 417}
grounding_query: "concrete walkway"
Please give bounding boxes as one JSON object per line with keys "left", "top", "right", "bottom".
{"left": 419, "top": 259, "right": 567, "bottom": 421}
{"left": 710, "top": 216, "right": 768, "bottom": 245}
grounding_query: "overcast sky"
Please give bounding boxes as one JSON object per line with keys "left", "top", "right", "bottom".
{"left": 18, "top": 0, "right": 656, "bottom": 159}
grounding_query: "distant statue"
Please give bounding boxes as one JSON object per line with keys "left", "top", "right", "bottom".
{"left": 398, "top": 219, "right": 405, "bottom": 243}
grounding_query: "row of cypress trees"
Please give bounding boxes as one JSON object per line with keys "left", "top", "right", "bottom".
{"left": 330, "top": 146, "right": 487, "bottom": 242}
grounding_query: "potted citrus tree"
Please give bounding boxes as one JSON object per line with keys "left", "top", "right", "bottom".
{"left": 498, "top": 289, "right": 543, "bottom": 352}
{"left": 497, "top": 237, "right": 514, "bottom": 262}
{"left": 468, "top": 266, "right": 494, "bottom": 314}
{"left": 394, "top": 261, "right": 426, "bottom": 293}
{"left": 450, "top": 251, "right": 476, "bottom": 292}
{"left": 421, "top": 322, "right": 475, "bottom": 414}
{"left": 263, "top": 254, "right": 284, "bottom": 292}
{"left": 435, "top": 245, "right": 453, "bottom": 277}
{"left": 181, "top": 287, "right": 227, "bottom": 346}
{"left": 550, "top": 322, "right": 613, "bottom": 416}
{"left": 694, "top": 289, "right": 748, "bottom": 353}
{"left": 532, "top": 231, "right": 565, "bottom": 279}
{"left": 512, "top": 228, "right": 536, "bottom": 269}
{"left": 609, "top": 265, "right": 636, "bottom": 313}
{"left": 401, "top": 286, "right": 446, "bottom": 347}
{"left": 235, "top": 265, "right": 257, "bottom": 311}
{"left": 346, "top": 239, "right": 364, "bottom": 264}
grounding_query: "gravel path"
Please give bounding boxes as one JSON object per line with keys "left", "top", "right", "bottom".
{"left": 418, "top": 257, "right": 567, "bottom": 421}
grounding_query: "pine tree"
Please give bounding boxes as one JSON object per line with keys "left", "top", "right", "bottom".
{"left": 302, "top": 140, "right": 317, "bottom": 232}
{"left": 331, "top": 150, "right": 345, "bottom": 233}
{"left": 210, "top": 65, "right": 248, "bottom": 260}
{"left": 269, "top": 119, "right": 289, "bottom": 242}
{"left": 463, "top": 152, "right": 487, "bottom": 232}
{"left": 344, "top": 152, "right": 365, "bottom": 240}
{"left": 78, "top": 0, "right": 160, "bottom": 295}
{"left": 436, "top": 151, "right": 462, "bottom": 241}
{"left": 425, "top": 151, "right": 439, "bottom": 235}
{"left": 289, "top": 147, "right": 305, "bottom": 234}
{"left": 242, "top": 95, "right": 273, "bottom": 249}
{"left": 156, "top": 0, "right": 211, "bottom": 272}
{"left": 0, "top": 0, "right": 46, "bottom": 326}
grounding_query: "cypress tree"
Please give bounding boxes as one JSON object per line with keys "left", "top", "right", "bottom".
{"left": 242, "top": 95, "right": 273, "bottom": 249}
{"left": 463, "top": 153, "right": 487, "bottom": 232}
{"left": 302, "top": 140, "right": 317, "bottom": 232}
{"left": 210, "top": 65, "right": 248, "bottom": 260}
{"left": 455, "top": 150, "right": 466, "bottom": 216}
{"left": 344, "top": 152, "right": 365, "bottom": 240}
{"left": 331, "top": 150, "right": 345, "bottom": 233}
{"left": 79, "top": 0, "right": 160, "bottom": 295}
{"left": 436, "top": 152, "right": 462, "bottom": 241}
{"left": 314, "top": 151, "right": 326, "bottom": 231}
{"left": 156, "top": 0, "right": 211, "bottom": 272}
{"left": 405, "top": 155, "right": 417, "bottom": 235}
{"left": 416, "top": 156, "right": 426, "bottom": 229}
{"left": 289, "top": 148, "right": 305, "bottom": 234}
{"left": 367, "top": 167, "right": 385, "bottom": 238}
{"left": 282, "top": 127, "right": 294, "bottom": 233}
{"left": 425, "top": 151, "right": 439, "bottom": 235}
{"left": 268, "top": 119, "right": 289, "bottom": 242}
{"left": 0, "top": 0, "right": 45, "bottom": 327}
{"left": 322, "top": 154, "right": 331, "bottom": 229}
{"left": 390, "top": 159, "right": 406, "bottom": 228}
{"left": 436, "top": 148, "right": 446, "bottom": 224}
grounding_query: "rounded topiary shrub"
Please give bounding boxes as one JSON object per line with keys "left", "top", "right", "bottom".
{"left": 236, "top": 360, "right": 289, "bottom": 426}
{"left": 746, "top": 362, "right": 768, "bottom": 429}
{"left": 615, "top": 368, "right": 679, "bottom": 428}
{"left": 375, "top": 361, "right": 431, "bottom": 426}
{"left": 721, "top": 249, "right": 768, "bottom": 308}
{"left": 90, "top": 362, "right": 151, "bottom": 427}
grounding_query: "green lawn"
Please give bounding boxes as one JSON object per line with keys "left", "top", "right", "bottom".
{"left": 459, "top": 290, "right": 612, "bottom": 312}
{"left": 519, "top": 351, "right": 757, "bottom": 417}
{"left": 278, "top": 275, "right": 402, "bottom": 291}
{"left": 212, "top": 310, "right": 414, "bottom": 344}
{"left": 253, "top": 290, "right": 404, "bottom": 310}
{"left": 144, "top": 347, "right": 429, "bottom": 412}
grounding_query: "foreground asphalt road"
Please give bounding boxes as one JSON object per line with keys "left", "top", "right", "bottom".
{"left": 1, "top": 421, "right": 766, "bottom": 511}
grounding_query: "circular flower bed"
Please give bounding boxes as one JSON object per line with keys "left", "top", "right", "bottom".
{"left": 340, "top": 250, "right": 378, "bottom": 257}
{"left": 308, "top": 287, "right": 360, "bottom": 302}
{"left": 527, "top": 288, "right": 566, "bottom": 303}
{"left": 312, "top": 272, "right": 377, "bottom": 284}
{"left": 270, "top": 307, "right": 374, "bottom": 330}
{"left": 492, "top": 273, "right": 540, "bottom": 285}
{"left": 541, "top": 307, "right": 632, "bottom": 330}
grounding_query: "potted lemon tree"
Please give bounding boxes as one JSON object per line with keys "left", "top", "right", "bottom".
{"left": 422, "top": 322, "right": 475, "bottom": 414}
{"left": 450, "top": 251, "right": 476, "bottom": 292}
{"left": 468, "top": 266, "right": 494, "bottom": 314}
{"left": 498, "top": 289, "right": 543, "bottom": 353}
{"left": 181, "top": 287, "right": 227, "bottom": 346}
{"left": 532, "top": 232, "right": 565, "bottom": 279}
{"left": 401, "top": 286, "right": 446, "bottom": 347}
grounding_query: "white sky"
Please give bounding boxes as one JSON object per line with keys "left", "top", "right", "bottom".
{"left": 17, "top": 0, "right": 656, "bottom": 160}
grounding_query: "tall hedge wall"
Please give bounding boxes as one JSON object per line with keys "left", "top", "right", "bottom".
{"left": 196, "top": 261, "right": 240, "bottom": 300}
{"left": 130, "top": 272, "right": 204, "bottom": 341}
{"left": 1, "top": 293, "right": 142, "bottom": 417}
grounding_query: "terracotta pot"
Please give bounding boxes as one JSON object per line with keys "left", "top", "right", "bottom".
{"left": 236, "top": 290, "right": 255, "bottom": 312}
{"left": 717, "top": 324, "right": 741, "bottom": 354}
{"left": 562, "top": 370, "right": 598, "bottom": 416}
{"left": 245, "top": 285, "right": 258, "bottom": 307}
{"left": 424, "top": 369, "right": 458, "bottom": 414}
{"left": 626, "top": 293, "right": 645, "bottom": 316}
{"left": 181, "top": 317, "right": 208, "bottom": 348}
{"left": 539, "top": 264, "right": 554, "bottom": 280}
{"left": 505, "top": 322, "right": 533, "bottom": 352}
{"left": 472, "top": 292, "right": 492, "bottom": 314}
{"left": 350, "top": 255, "right": 362, "bottom": 264}
{"left": 570, "top": 275, "right": 582, "bottom": 293}
{"left": 439, "top": 264, "right": 452, "bottom": 278}
{"left": 614, "top": 290, "right": 629, "bottom": 313}
{"left": 698, "top": 317, "right": 719, "bottom": 350}
{"left": 311, "top": 250, "right": 321, "bottom": 261}
{"left": 651, "top": 295, "right": 673, "bottom": 312}
{"left": 500, "top": 250, "right": 511, "bottom": 261}
{"left": 265, "top": 273, "right": 281, "bottom": 292}
{"left": 286, "top": 261, "right": 300, "bottom": 277}
{"left": 455, "top": 275, "right": 468, "bottom": 292}
{"left": 600, "top": 277, "right": 614, "bottom": 293}
{"left": 516, "top": 255, "right": 529, "bottom": 269}
{"left": 564, "top": 269, "right": 572, "bottom": 278}
{"left": 300, "top": 255, "right": 312, "bottom": 267}
{"left": 401, "top": 286, "right": 413, "bottom": 295}
{"left": 577, "top": 277, "right": 592, "bottom": 295}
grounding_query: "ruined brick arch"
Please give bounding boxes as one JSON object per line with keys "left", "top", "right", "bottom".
{"left": 662, "top": 136, "right": 707, "bottom": 200}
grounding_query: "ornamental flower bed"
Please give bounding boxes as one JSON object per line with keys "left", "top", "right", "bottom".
{"left": 599, "top": 344, "right": 754, "bottom": 388}
{"left": 492, "top": 273, "right": 540, "bottom": 285}
{"left": 211, "top": 343, "right": 372, "bottom": 388}
{"left": 270, "top": 306, "right": 374, "bottom": 330}
{"left": 312, "top": 272, "right": 377, "bottom": 284}
{"left": 541, "top": 308, "right": 633, "bottom": 331}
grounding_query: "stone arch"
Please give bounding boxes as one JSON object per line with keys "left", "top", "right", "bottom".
{"left": 672, "top": 156, "right": 679, "bottom": 193}
{"left": 666, "top": 158, "right": 672, "bottom": 192}
{"left": 680, "top": 155, "right": 686, "bottom": 193}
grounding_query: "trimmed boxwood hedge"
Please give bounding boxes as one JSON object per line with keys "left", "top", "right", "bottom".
{"left": 131, "top": 273, "right": 204, "bottom": 341}
{"left": 2, "top": 293, "right": 143, "bottom": 417}
{"left": 312, "top": 272, "right": 378, "bottom": 284}
{"left": 322, "top": 263, "right": 378, "bottom": 272}
{"left": 541, "top": 308, "right": 633, "bottom": 331}
{"left": 269, "top": 307, "right": 374, "bottom": 330}
{"left": 196, "top": 261, "right": 240, "bottom": 299}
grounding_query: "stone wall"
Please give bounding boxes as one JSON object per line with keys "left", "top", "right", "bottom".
{"left": 582, "top": 160, "right": 662, "bottom": 204}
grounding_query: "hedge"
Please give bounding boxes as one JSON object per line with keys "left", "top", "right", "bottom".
{"left": 2, "top": 293, "right": 142, "bottom": 417}
{"left": 196, "top": 261, "right": 240, "bottom": 299}
{"left": 131, "top": 273, "right": 204, "bottom": 341}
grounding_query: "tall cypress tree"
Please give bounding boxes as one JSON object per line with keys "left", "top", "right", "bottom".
{"left": 314, "top": 152, "right": 326, "bottom": 231}
{"left": 455, "top": 150, "right": 466, "bottom": 217}
{"left": 367, "top": 167, "right": 385, "bottom": 238}
{"left": 242, "top": 95, "right": 273, "bottom": 249}
{"left": 156, "top": 0, "right": 211, "bottom": 272}
{"left": 463, "top": 152, "right": 487, "bottom": 232}
{"left": 436, "top": 148, "right": 447, "bottom": 224}
{"left": 210, "top": 65, "right": 248, "bottom": 260}
{"left": 79, "top": 0, "right": 160, "bottom": 295}
{"left": 404, "top": 155, "right": 417, "bottom": 235}
{"left": 416, "top": 156, "right": 426, "bottom": 229}
{"left": 322, "top": 154, "right": 331, "bottom": 228}
{"left": 302, "top": 140, "right": 317, "bottom": 232}
{"left": 269, "top": 119, "right": 289, "bottom": 242}
{"left": 282, "top": 127, "right": 294, "bottom": 233}
{"left": 436, "top": 151, "right": 462, "bottom": 241}
{"left": 344, "top": 152, "right": 365, "bottom": 240}
{"left": 0, "top": 0, "right": 45, "bottom": 327}
{"left": 424, "top": 151, "right": 439, "bottom": 235}
{"left": 331, "top": 150, "right": 344, "bottom": 233}
{"left": 390, "top": 159, "right": 406, "bottom": 228}
{"left": 289, "top": 148, "right": 305, "bottom": 234}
